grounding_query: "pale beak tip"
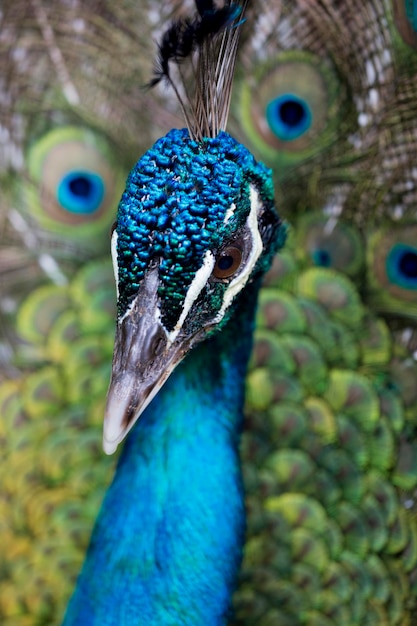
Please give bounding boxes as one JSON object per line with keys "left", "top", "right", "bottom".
{"left": 102, "top": 385, "right": 130, "bottom": 455}
{"left": 103, "top": 406, "right": 125, "bottom": 455}
{"left": 103, "top": 437, "right": 118, "bottom": 455}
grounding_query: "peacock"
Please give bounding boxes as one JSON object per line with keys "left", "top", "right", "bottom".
{"left": 1, "top": 0, "right": 417, "bottom": 625}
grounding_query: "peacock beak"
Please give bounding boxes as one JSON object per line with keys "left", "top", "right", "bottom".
{"left": 103, "top": 266, "right": 189, "bottom": 455}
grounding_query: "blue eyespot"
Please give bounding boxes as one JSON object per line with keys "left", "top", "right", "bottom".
{"left": 57, "top": 170, "right": 105, "bottom": 215}
{"left": 386, "top": 244, "right": 417, "bottom": 290}
{"left": 312, "top": 249, "right": 331, "bottom": 267}
{"left": 266, "top": 94, "right": 312, "bottom": 141}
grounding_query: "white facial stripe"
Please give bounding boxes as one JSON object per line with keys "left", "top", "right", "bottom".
{"left": 118, "top": 294, "right": 136, "bottom": 324}
{"left": 214, "top": 185, "right": 263, "bottom": 323}
{"left": 223, "top": 202, "right": 236, "bottom": 224}
{"left": 167, "top": 249, "right": 215, "bottom": 343}
{"left": 111, "top": 229, "right": 119, "bottom": 299}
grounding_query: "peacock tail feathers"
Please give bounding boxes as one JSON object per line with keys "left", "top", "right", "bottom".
{"left": 1, "top": 0, "right": 417, "bottom": 624}
{"left": 236, "top": 0, "right": 417, "bottom": 227}
{"left": 0, "top": 259, "right": 116, "bottom": 624}
{"left": 236, "top": 251, "right": 417, "bottom": 625}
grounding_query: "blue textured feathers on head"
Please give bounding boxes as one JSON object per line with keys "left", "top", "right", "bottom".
{"left": 115, "top": 128, "right": 282, "bottom": 331}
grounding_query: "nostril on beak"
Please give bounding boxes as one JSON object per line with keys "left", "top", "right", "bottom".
{"left": 151, "top": 335, "right": 164, "bottom": 357}
{"left": 148, "top": 325, "right": 166, "bottom": 358}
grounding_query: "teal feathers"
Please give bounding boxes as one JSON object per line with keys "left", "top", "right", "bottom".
{"left": 1, "top": 0, "right": 417, "bottom": 624}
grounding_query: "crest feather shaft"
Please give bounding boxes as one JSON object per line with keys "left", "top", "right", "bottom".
{"left": 149, "top": 0, "right": 248, "bottom": 141}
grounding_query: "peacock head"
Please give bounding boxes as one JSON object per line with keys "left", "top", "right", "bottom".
{"left": 104, "top": 128, "right": 285, "bottom": 454}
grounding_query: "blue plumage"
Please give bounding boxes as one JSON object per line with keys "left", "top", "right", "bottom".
{"left": 115, "top": 128, "right": 275, "bottom": 324}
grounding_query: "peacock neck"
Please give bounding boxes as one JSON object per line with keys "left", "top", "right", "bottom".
{"left": 62, "top": 281, "right": 260, "bottom": 626}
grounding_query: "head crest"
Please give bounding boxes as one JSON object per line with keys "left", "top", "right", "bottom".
{"left": 149, "top": 0, "right": 248, "bottom": 141}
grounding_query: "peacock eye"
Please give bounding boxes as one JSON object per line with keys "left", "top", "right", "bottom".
{"left": 110, "top": 221, "right": 118, "bottom": 236}
{"left": 213, "top": 246, "right": 243, "bottom": 279}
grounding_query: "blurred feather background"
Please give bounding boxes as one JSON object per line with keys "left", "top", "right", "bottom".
{"left": 1, "top": 0, "right": 417, "bottom": 624}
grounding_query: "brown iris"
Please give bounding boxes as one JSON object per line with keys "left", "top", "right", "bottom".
{"left": 213, "top": 246, "right": 243, "bottom": 279}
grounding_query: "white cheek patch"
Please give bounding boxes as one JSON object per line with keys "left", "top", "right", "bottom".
{"left": 214, "top": 184, "right": 263, "bottom": 323}
{"left": 111, "top": 229, "right": 120, "bottom": 299}
{"left": 223, "top": 202, "right": 236, "bottom": 224}
{"left": 167, "top": 249, "right": 215, "bottom": 344}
